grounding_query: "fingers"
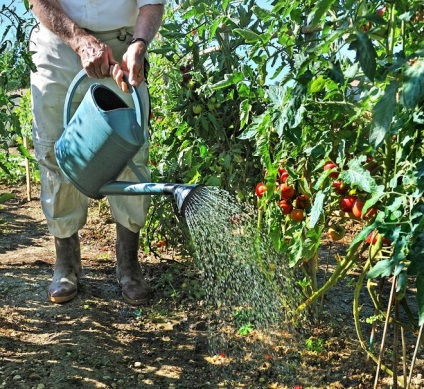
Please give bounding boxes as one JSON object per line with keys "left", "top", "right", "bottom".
{"left": 110, "top": 64, "right": 129, "bottom": 93}
{"left": 128, "top": 67, "right": 144, "bottom": 87}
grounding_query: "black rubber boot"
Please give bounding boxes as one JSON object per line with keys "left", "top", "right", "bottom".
{"left": 116, "top": 223, "right": 152, "bottom": 305}
{"left": 48, "top": 233, "right": 81, "bottom": 303}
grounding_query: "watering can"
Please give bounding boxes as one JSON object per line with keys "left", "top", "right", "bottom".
{"left": 55, "top": 69, "right": 202, "bottom": 216}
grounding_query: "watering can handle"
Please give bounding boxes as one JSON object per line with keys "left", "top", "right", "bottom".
{"left": 63, "top": 68, "right": 143, "bottom": 128}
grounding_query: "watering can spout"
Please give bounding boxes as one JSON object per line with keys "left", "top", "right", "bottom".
{"left": 98, "top": 182, "right": 204, "bottom": 217}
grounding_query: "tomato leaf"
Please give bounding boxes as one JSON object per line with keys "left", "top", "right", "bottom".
{"left": 308, "top": 0, "right": 337, "bottom": 27}
{"left": 211, "top": 72, "right": 244, "bottom": 90}
{"left": 367, "top": 259, "right": 393, "bottom": 279}
{"left": 233, "top": 28, "right": 262, "bottom": 43}
{"left": 348, "top": 33, "right": 377, "bottom": 81}
{"left": 350, "top": 223, "right": 375, "bottom": 247}
{"left": 310, "top": 190, "right": 325, "bottom": 228}
{"left": 339, "top": 158, "right": 377, "bottom": 193}
{"left": 370, "top": 81, "right": 398, "bottom": 148}
{"left": 402, "top": 59, "right": 424, "bottom": 109}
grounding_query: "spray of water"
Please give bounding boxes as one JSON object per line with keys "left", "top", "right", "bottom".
{"left": 183, "top": 186, "right": 301, "bottom": 352}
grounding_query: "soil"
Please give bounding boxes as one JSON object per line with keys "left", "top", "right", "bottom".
{"left": 0, "top": 182, "right": 423, "bottom": 389}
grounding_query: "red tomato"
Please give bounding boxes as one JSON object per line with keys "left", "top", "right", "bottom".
{"left": 279, "top": 199, "right": 293, "bottom": 215}
{"left": 279, "top": 168, "right": 289, "bottom": 183}
{"left": 364, "top": 206, "right": 378, "bottom": 219}
{"left": 332, "top": 180, "right": 348, "bottom": 195}
{"left": 280, "top": 183, "right": 295, "bottom": 199}
{"left": 290, "top": 209, "right": 305, "bottom": 222}
{"left": 255, "top": 183, "right": 267, "bottom": 197}
{"left": 339, "top": 195, "right": 357, "bottom": 212}
{"left": 377, "top": 6, "right": 386, "bottom": 17}
{"left": 366, "top": 231, "right": 391, "bottom": 246}
{"left": 365, "top": 156, "right": 379, "bottom": 174}
{"left": 352, "top": 199, "right": 364, "bottom": 218}
{"left": 156, "top": 239, "right": 166, "bottom": 248}
{"left": 295, "top": 194, "right": 310, "bottom": 209}
{"left": 324, "top": 161, "right": 339, "bottom": 178}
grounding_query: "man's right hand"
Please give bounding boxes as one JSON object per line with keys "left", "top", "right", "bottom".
{"left": 76, "top": 35, "right": 118, "bottom": 79}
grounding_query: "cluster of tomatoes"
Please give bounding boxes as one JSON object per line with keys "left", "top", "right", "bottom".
{"left": 324, "top": 160, "right": 378, "bottom": 219}
{"left": 255, "top": 158, "right": 389, "bottom": 246}
{"left": 255, "top": 166, "right": 310, "bottom": 222}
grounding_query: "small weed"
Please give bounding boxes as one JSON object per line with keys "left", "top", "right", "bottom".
{"left": 305, "top": 336, "right": 325, "bottom": 353}
{"left": 238, "top": 323, "right": 254, "bottom": 336}
{"left": 366, "top": 313, "right": 384, "bottom": 324}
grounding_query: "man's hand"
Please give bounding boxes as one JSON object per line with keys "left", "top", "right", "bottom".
{"left": 110, "top": 41, "right": 146, "bottom": 93}
{"left": 76, "top": 35, "right": 118, "bottom": 79}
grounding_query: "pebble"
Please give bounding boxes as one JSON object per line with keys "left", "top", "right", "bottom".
{"left": 37, "top": 384, "right": 45, "bottom": 389}
{"left": 134, "top": 361, "right": 142, "bottom": 368}
{"left": 13, "top": 375, "right": 22, "bottom": 381}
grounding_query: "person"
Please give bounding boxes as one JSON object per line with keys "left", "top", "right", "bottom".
{"left": 28, "top": 0, "right": 166, "bottom": 305}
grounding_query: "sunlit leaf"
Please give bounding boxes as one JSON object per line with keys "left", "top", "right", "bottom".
{"left": 367, "top": 259, "right": 393, "bottom": 279}
{"left": 402, "top": 60, "right": 424, "bottom": 109}
{"left": 310, "top": 190, "right": 325, "bottom": 228}
{"left": 370, "top": 81, "right": 397, "bottom": 148}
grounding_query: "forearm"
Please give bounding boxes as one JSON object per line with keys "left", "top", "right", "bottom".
{"left": 133, "top": 4, "right": 165, "bottom": 44}
{"left": 29, "top": 0, "right": 88, "bottom": 52}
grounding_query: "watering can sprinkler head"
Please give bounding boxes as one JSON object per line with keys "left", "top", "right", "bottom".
{"left": 167, "top": 184, "right": 205, "bottom": 217}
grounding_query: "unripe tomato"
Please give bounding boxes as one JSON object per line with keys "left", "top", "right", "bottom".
{"left": 295, "top": 194, "right": 310, "bottom": 209}
{"left": 290, "top": 209, "right": 305, "bottom": 222}
{"left": 192, "top": 104, "right": 203, "bottom": 114}
{"left": 332, "top": 180, "right": 348, "bottom": 195}
{"left": 280, "top": 183, "right": 295, "bottom": 199}
{"left": 352, "top": 199, "right": 364, "bottom": 218}
{"left": 255, "top": 183, "right": 267, "bottom": 197}
{"left": 279, "top": 199, "right": 293, "bottom": 215}
{"left": 324, "top": 161, "right": 339, "bottom": 178}
{"left": 328, "top": 226, "right": 345, "bottom": 241}
{"left": 339, "top": 195, "right": 357, "bottom": 212}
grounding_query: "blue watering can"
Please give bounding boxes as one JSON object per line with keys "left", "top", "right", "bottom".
{"left": 55, "top": 69, "right": 202, "bottom": 215}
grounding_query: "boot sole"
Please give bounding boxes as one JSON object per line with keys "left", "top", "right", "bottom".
{"left": 121, "top": 291, "right": 149, "bottom": 306}
{"left": 48, "top": 290, "right": 77, "bottom": 304}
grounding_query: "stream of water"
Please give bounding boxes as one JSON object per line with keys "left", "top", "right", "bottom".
{"left": 183, "top": 186, "right": 301, "bottom": 353}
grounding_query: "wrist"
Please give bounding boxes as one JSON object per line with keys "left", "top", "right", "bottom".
{"left": 129, "top": 37, "right": 149, "bottom": 51}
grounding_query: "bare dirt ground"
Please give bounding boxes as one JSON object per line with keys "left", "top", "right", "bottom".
{"left": 0, "top": 182, "right": 423, "bottom": 389}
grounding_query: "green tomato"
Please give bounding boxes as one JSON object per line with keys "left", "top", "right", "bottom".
{"left": 192, "top": 104, "right": 203, "bottom": 114}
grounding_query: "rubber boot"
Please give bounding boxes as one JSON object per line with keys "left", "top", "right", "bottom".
{"left": 48, "top": 233, "right": 81, "bottom": 303}
{"left": 116, "top": 223, "right": 152, "bottom": 305}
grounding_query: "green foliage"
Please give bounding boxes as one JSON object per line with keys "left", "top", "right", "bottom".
{"left": 0, "top": 1, "right": 35, "bottom": 181}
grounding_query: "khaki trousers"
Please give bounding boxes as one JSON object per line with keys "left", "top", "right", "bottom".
{"left": 30, "top": 25, "right": 151, "bottom": 238}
